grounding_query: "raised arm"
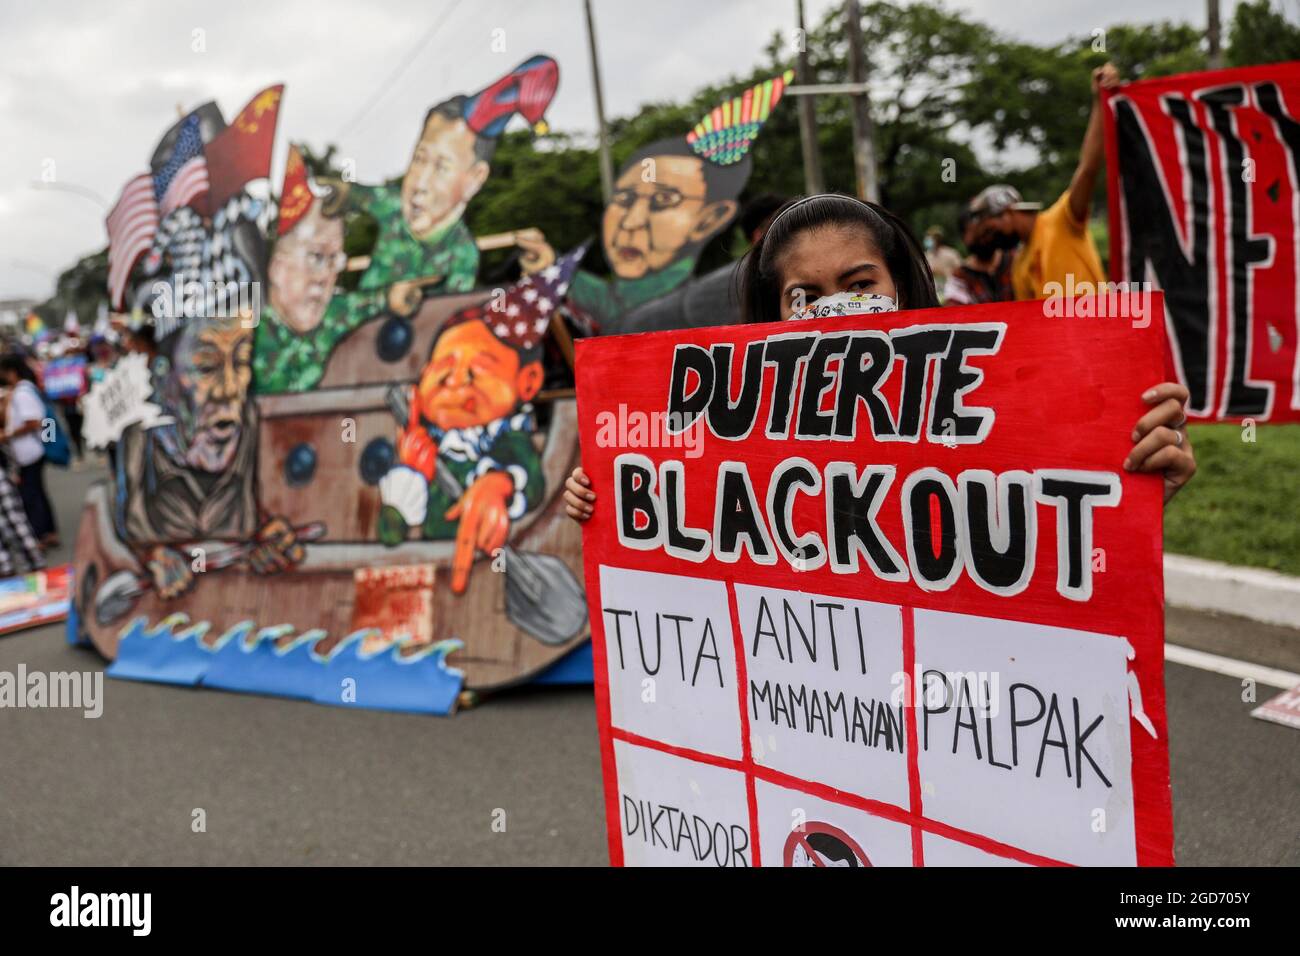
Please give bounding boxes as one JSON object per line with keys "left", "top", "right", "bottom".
{"left": 1068, "top": 63, "right": 1122, "bottom": 225}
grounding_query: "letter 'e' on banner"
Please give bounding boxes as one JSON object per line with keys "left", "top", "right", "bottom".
{"left": 573, "top": 298, "right": 1174, "bottom": 867}
{"left": 1104, "top": 61, "right": 1300, "bottom": 423}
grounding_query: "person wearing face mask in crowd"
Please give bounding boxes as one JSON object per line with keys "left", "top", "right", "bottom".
{"left": 563, "top": 193, "right": 1196, "bottom": 521}
{"left": 943, "top": 206, "right": 1015, "bottom": 306}
{"left": 968, "top": 63, "right": 1121, "bottom": 301}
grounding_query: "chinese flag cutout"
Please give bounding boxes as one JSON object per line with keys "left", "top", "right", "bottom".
{"left": 277, "top": 143, "right": 314, "bottom": 236}
{"left": 203, "top": 84, "right": 284, "bottom": 215}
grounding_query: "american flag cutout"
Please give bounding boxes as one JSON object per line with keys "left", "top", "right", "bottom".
{"left": 160, "top": 156, "right": 208, "bottom": 217}
{"left": 105, "top": 173, "right": 159, "bottom": 309}
{"left": 440, "top": 243, "right": 588, "bottom": 352}
{"left": 156, "top": 115, "right": 208, "bottom": 216}
{"left": 481, "top": 243, "right": 589, "bottom": 351}
{"left": 105, "top": 113, "right": 210, "bottom": 308}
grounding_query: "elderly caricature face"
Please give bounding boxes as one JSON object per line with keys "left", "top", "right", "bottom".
{"left": 268, "top": 207, "right": 345, "bottom": 334}
{"left": 415, "top": 319, "right": 542, "bottom": 432}
{"left": 167, "top": 316, "right": 254, "bottom": 472}
{"left": 603, "top": 154, "right": 737, "bottom": 280}
{"left": 401, "top": 112, "right": 490, "bottom": 239}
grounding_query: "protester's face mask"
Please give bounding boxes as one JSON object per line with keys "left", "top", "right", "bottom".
{"left": 790, "top": 291, "right": 898, "bottom": 320}
{"left": 967, "top": 237, "right": 999, "bottom": 259}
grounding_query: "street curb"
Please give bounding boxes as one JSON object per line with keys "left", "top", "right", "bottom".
{"left": 1165, "top": 554, "right": 1300, "bottom": 630}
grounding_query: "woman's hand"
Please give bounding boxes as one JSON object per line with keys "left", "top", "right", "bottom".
{"left": 563, "top": 466, "right": 595, "bottom": 522}
{"left": 1124, "top": 382, "right": 1196, "bottom": 503}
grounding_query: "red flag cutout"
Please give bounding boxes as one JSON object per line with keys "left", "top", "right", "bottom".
{"left": 202, "top": 84, "right": 284, "bottom": 215}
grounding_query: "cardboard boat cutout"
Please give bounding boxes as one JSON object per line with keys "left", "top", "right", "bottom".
{"left": 77, "top": 62, "right": 586, "bottom": 711}
{"left": 75, "top": 64, "right": 792, "bottom": 713}
{"left": 74, "top": 284, "right": 588, "bottom": 701}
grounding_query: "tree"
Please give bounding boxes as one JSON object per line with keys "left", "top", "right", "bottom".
{"left": 43, "top": 2, "right": 1300, "bottom": 305}
{"left": 465, "top": 131, "right": 605, "bottom": 279}
{"left": 35, "top": 249, "right": 107, "bottom": 328}
{"left": 1228, "top": 0, "right": 1300, "bottom": 67}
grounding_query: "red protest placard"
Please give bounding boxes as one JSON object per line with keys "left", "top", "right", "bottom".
{"left": 574, "top": 298, "right": 1173, "bottom": 867}
{"left": 1104, "top": 62, "right": 1300, "bottom": 423}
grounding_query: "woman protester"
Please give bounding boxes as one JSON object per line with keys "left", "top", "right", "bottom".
{"left": 564, "top": 194, "right": 1196, "bottom": 521}
{"left": 0, "top": 353, "right": 60, "bottom": 549}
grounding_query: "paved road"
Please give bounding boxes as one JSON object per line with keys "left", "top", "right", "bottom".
{"left": 0, "top": 462, "right": 1295, "bottom": 866}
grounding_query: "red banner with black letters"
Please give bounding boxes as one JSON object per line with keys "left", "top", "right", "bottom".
{"left": 574, "top": 298, "right": 1174, "bottom": 867}
{"left": 1105, "top": 62, "right": 1300, "bottom": 422}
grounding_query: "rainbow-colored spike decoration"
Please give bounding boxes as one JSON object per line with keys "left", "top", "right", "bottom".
{"left": 686, "top": 69, "right": 795, "bottom": 166}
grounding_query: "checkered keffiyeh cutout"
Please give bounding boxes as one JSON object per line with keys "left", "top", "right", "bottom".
{"left": 140, "top": 193, "right": 264, "bottom": 314}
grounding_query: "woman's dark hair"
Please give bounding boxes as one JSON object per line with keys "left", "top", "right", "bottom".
{"left": 0, "top": 353, "right": 38, "bottom": 384}
{"left": 738, "top": 194, "right": 939, "bottom": 324}
{"left": 738, "top": 192, "right": 789, "bottom": 241}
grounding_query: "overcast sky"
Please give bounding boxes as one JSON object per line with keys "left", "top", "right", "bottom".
{"left": 0, "top": 0, "right": 1241, "bottom": 301}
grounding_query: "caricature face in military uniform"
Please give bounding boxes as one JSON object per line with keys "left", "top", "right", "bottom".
{"left": 267, "top": 205, "right": 346, "bottom": 334}
{"left": 402, "top": 109, "right": 491, "bottom": 239}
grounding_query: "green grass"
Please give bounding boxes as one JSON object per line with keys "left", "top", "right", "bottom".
{"left": 1164, "top": 423, "right": 1300, "bottom": 575}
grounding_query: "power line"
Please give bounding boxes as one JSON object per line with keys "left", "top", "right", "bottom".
{"left": 332, "top": 0, "right": 468, "bottom": 143}
{"left": 29, "top": 181, "right": 110, "bottom": 211}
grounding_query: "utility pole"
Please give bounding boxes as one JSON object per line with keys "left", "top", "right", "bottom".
{"left": 583, "top": 0, "right": 615, "bottom": 204}
{"left": 1207, "top": 0, "right": 1224, "bottom": 70}
{"left": 794, "top": 0, "right": 825, "bottom": 195}
{"left": 843, "top": 0, "right": 880, "bottom": 203}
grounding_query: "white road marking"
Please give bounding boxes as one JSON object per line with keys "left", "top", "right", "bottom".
{"left": 1165, "top": 643, "right": 1300, "bottom": 690}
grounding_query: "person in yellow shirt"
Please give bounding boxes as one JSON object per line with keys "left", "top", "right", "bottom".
{"left": 970, "top": 63, "right": 1121, "bottom": 301}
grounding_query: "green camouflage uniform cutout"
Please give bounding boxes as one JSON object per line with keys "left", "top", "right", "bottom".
{"left": 567, "top": 256, "right": 695, "bottom": 334}
{"left": 347, "top": 183, "right": 479, "bottom": 293}
{"left": 254, "top": 182, "right": 481, "bottom": 394}
{"left": 253, "top": 288, "right": 388, "bottom": 394}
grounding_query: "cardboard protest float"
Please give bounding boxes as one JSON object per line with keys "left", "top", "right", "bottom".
{"left": 72, "top": 63, "right": 801, "bottom": 714}
{"left": 1104, "top": 61, "right": 1300, "bottom": 422}
{"left": 575, "top": 298, "right": 1174, "bottom": 866}
{"left": 72, "top": 58, "right": 608, "bottom": 713}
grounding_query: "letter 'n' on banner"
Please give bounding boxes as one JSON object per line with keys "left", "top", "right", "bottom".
{"left": 1104, "top": 60, "right": 1300, "bottom": 423}
{"left": 574, "top": 298, "right": 1174, "bottom": 866}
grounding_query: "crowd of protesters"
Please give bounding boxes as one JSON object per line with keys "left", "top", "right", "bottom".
{"left": 940, "top": 62, "right": 1119, "bottom": 305}
{"left": 0, "top": 318, "right": 147, "bottom": 577}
